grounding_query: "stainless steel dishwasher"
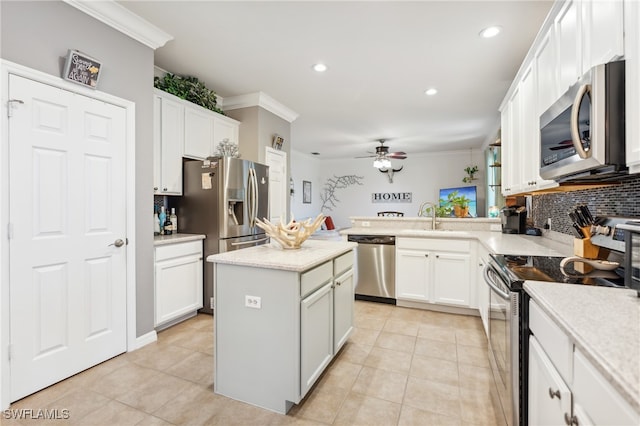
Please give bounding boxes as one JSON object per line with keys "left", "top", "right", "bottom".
{"left": 347, "top": 234, "right": 396, "bottom": 304}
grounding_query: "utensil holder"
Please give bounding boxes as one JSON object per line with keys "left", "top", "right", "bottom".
{"left": 573, "top": 238, "right": 601, "bottom": 259}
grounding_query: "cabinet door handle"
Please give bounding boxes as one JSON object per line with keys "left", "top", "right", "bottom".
{"left": 564, "top": 413, "right": 578, "bottom": 426}
{"left": 425, "top": 254, "right": 429, "bottom": 258}
{"left": 154, "top": 187, "right": 159, "bottom": 191}
{"left": 548, "top": 388, "right": 561, "bottom": 399}
{"left": 335, "top": 281, "right": 341, "bottom": 286}
{"left": 163, "top": 187, "right": 168, "bottom": 191}
{"left": 436, "top": 255, "right": 439, "bottom": 258}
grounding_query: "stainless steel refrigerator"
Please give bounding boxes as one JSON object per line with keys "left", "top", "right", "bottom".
{"left": 176, "top": 157, "right": 269, "bottom": 314}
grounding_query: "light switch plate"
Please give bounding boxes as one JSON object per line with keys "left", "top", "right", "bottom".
{"left": 245, "top": 295, "right": 261, "bottom": 309}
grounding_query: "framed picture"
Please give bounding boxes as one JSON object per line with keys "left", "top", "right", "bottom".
{"left": 272, "top": 134, "right": 284, "bottom": 150}
{"left": 303, "top": 181, "right": 311, "bottom": 204}
{"left": 63, "top": 49, "right": 102, "bottom": 89}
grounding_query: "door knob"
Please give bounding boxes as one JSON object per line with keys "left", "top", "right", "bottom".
{"left": 109, "top": 239, "right": 125, "bottom": 247}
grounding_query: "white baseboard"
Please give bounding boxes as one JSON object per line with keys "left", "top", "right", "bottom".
{"left": 130, "top": 330, "right": 157, "bottom": 351}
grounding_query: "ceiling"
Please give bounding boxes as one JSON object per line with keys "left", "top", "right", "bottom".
{"left": 118, "top": 1, "right": 553, "bottom": 159}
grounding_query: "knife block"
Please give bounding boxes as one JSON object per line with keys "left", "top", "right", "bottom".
{"left": 573, "top": 238, "right": 605, "bottom": 260}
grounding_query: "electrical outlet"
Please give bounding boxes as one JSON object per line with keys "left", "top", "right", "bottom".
{"left": 245, "top": 295, "right": 261, "bottom": 309}
{"left": 545, "top": 218, "right": 552, "bottom": 230}
{"left": 362, "top": 221, "right": 370, "bottom": 227}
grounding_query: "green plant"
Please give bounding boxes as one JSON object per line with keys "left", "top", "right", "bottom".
{"left": 423, "top": 204, "right": 452, "bottom": 218}
{"left": 462, "top": 165, "right": 479, "bottom": 183}
{"left": 154, "top": 73, "right": 225, "bottom": 115}
{"left": 446, "top": 190, "right": 471, "bottom": 208}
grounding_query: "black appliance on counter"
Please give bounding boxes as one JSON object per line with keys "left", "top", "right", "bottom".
{"left": 501, "top": 206, "right": 527, "bottom": 234}
{"left": 483, "top": 216, "right": 634, "bottom": 426}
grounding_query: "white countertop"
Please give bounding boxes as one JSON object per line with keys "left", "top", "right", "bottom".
{"left": 342, "top": 228, "right": 573, "bottom": 257}
{"left": 153, "top": 233, "right": 206, "bottom": 246}
{"left": 207, "top": 239, "right": 357, "bottom": 272}
{"left": 524, "top": 281, "right": 640, "bottom": 412}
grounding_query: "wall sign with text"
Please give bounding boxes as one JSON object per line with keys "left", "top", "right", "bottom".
{"left": 63, "top": 49, "right": 102, "bottom": 89}
{"left": 371, "top": 192, "right": 412, "bottom": 203}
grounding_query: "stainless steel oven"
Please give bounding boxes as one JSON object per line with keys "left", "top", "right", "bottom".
{"left": 484, "top": 260, "right": 520, "bottom": 426}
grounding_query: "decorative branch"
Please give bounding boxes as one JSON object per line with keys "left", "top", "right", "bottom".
{"left": 320, "top": 175, "right": 364, "bottom": 211}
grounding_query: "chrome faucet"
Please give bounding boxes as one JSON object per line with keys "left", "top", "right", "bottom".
{"left": 418, "top": 201, "right": 438, "bottom": 230}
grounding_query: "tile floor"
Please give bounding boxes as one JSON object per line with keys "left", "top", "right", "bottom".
{"left": 6, "top": 301, "right": 506, "bottom": 425}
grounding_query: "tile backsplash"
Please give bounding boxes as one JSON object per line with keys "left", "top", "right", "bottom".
{"left": 531, "top": 175, "right": 640, "bottom": 235}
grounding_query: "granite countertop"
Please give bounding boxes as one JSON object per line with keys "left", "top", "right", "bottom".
{"left": 524, "top": 281, "right": 640, "bottom": 412}
{"left": 207, "top": 239, "right": 357, "bottom": 272}
{"left": 154, "top": 233, "right": 206, "bottom": 246}
{"left": 340, "top": 228, "right": 573, "bottom": 258}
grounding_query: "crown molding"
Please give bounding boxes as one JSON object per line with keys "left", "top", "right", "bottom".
{"left": 63, "top": 0, "right": 173, "bottom": 50}
{"left": 223, "top": 92, "right": 299, "bottom": 123}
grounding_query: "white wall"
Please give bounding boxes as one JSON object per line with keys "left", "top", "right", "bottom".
{"left": 312, "top": 150, "right": 486, "bottom": 229}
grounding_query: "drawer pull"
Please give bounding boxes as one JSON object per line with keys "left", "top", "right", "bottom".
{"left": 335, "top": 281, "right": 341, "bottom": 286}
{"left": 564, "top": 413, "right": 578, "bottom": 426}
{"left": 548, "top": 388, "right": 562, "bottom": 399}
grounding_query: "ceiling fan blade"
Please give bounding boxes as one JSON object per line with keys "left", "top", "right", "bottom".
{"left": 354, "top": 154, "right": 377, "bottom": 158}
{"left": 388, "top": 152, "right": 407, "bottom": 159}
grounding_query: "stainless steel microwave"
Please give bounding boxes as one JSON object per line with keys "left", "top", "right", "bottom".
{"left": 539, "top": 61, "right": 626, "bottom": 182}
{"left": 618, "top": 221, "right": 640, "bottom": 295}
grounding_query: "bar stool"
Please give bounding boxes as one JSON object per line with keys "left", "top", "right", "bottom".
{"left": 377, "top": 211, "right": 404, "bottom": 217}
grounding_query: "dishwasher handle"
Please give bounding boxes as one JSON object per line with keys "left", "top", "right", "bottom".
{"left": 347, "top": 235, "right": 396, "bottom": 245}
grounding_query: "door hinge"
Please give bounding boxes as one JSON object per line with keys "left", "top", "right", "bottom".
{"left": 7, "top": 99, "right": 24, "bottom": 118}
{"left": 7, "top": 223, "right": 14, "bottom": 240}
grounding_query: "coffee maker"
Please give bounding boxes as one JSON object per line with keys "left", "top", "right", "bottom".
{"left": 501, "top": 205, "right": 527, "bottom": 234}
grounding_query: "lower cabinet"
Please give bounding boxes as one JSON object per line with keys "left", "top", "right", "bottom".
{"left": 528, "top": 299, "right": 639, "bottom": 426}
{"left": 476, "top": 243, "right": 490, "bottom": 337}
{"left": 396, "top": 237, "right": 474, "bottom": 308}
{"left": 154, "top": 240, "right": 203, "bottom": 327}
{"left": 300, "top": 282, "right": 333, "bottom": 396}
{"left": 213, "top": 248, "right": 355, "bottom": 414}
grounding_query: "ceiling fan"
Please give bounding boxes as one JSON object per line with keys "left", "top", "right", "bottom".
{"left": 356, "top": 139, "right": 407, "bottom": 169}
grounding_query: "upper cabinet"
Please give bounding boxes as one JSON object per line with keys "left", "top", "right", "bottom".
{"left": 500, "top": 0, "right": 627, "bottom": 195}
{"left": 154, "top": 92, "right": 184, "bottom": 195}
{"left": 154, "top": 89, "right": 241, "bottom": 183}
{"left": 625, "top": 0, "right": 640, "bottom": 173}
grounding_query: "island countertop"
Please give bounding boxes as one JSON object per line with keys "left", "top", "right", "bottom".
{"left": 525, "top": 281, "right": 640, "bottom": 412}
{"left": 206, "top": 239, "right": 357, "bottom": 272}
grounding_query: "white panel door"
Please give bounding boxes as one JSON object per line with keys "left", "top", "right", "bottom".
{"left": 265, "top": 147, "right": 287, "bottom": 223}
{"left": 8, "top": 74, "right": 127, "bottom": 401}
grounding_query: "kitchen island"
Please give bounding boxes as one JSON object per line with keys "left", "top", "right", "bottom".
{"left": 207, "top": 240, "right": 357, "bottom": 414}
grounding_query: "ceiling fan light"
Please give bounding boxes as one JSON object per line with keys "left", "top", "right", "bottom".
{"left": 381, "top": 158, "right": 391, "bottom": 168}
{"left": 373, "top": 159, "right": 383, "bottom": 168}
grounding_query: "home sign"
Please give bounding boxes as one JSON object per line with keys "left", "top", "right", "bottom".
{"left": 63, "top": 49, "right": 102, "bottom": 88}
{"left": 371, "top": 192, "right": 412, "bottom": 203}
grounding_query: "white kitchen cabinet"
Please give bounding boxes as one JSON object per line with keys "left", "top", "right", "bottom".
{"left": 154, "top": 91, "right": 184, "bottom": 195}
{"left": 476, "top": 244, "right": 489, "bottom": 337}
{"left": 555, "top": 0, "right": 582, "bottom": 94}
{"left": 213, "top": 115, "right": 240, "bottom": 149}
{"left": 265, "top": 147, "right": 288, "bottom": 223}
{"left": 154, "top": 240, "right": 203, "bottom": 327}
{"left": 155, "top": 88, "right": 240, "bottom": 172}
{"left": 300, "top": 281, "right": 333, "bottom": 396}
{"left": 581, "top": 0, "right": 624, "bottom": 70}
{"left": 395, "top": 249, "right": 430, "bottom": 301}
{"left": 501, "top": 85, "right": 523, "bottom": 196}
{"left": 625, "top": 0, "right": 640, "bottom": 173}
{"left": 432, "top": 252, "right": 471, "bottom": 307}
{"left": 528, "top": 299, "right": 640, "bottom": 426}
{"left": 333, "top": 266, "right": 354, "bottom": 353}
{"left": 183, "top": 103, "right": 214, "bottom": 160}
{"left": 535, "top": 29, "right": 558, "bottom": 116}
{"left": 528, "top": 336, "right": 572, "bottom": 426}
{"left": 396, "top": 238, "right": 474, "bottom": 309}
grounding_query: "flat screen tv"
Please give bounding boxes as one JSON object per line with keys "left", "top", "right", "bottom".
{"left": 439, "top": 186, "right": 477, "bottom": 217}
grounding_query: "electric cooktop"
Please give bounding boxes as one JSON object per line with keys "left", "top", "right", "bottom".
{"left": 491, "top": 254, "right": 627, "bottom": 290}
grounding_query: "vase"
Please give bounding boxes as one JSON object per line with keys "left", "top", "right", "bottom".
{"left": 453, "top": 205, "right": 469, "bottom": 218}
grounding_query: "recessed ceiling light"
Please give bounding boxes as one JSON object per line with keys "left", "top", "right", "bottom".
{"left": 424, "top": 88, "right": 438, "bottom": 96}
{"left": 479, "top": 26, "right": 502, "bottom": 38}
{"left": 312, "top": 63, "right": 328, "bottom": 72}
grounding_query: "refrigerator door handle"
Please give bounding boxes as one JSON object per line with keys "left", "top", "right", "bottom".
{"left": 231, "top": 237, "right": 269, "bottom": 247}
{"left": 252, "top": 167, "right": 259, "bottom": 225}
{"left": 248, "top": 167, "right": 257, "bottom": 228}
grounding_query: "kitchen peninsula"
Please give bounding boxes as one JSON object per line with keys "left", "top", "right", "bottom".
{"left": 206, "top": 239, "right": 357, "bottom": 414}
